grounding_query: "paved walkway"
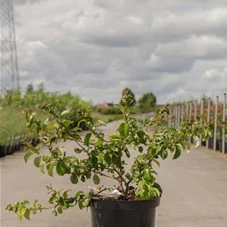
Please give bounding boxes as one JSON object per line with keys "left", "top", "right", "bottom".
{"left": 1, "top": 121, "right": 227, "bottom": 227}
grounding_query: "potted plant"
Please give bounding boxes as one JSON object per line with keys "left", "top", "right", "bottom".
{"left": 0, "top": 126, "right": 10, "bottom": 157}
{"left": 0, "top": 135, "right": 7, "bottom": 158}
{"left": 216, "top": 108, "right": 227, "bottom": 153}
{"left": 6, "top": 91, "right": 211, "bottom": 227}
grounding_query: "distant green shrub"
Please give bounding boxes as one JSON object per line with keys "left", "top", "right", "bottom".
{"left": 95, "top": 106, "right": 122, "bottom": 115}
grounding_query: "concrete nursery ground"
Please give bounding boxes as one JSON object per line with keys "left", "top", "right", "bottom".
{"left": 1, "top": 121, "right": 227, "bottom": 227}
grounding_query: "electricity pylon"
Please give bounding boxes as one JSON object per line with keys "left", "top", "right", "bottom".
{"left": 0, "top": 0, "right": 20, "bottom": 93}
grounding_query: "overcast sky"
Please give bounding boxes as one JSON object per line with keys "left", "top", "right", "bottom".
{"left": 10, "top": 0, "right": 227, "bottom": 104}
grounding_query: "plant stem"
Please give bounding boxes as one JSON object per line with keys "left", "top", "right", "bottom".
{"left": 96, "top": 171, "right": 114, "bottom": 180}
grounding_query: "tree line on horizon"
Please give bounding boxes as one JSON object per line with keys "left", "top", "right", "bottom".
{"left": 1, "top": 83, "right": 157, "bottom": 115}
{"left": 96, "top": 87, "right": 157, "bottom": 114}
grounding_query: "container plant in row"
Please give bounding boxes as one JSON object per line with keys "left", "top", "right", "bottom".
{"left": 6, "top": 91, "right": 211, "bottom": 227}
{"left": 0, "top": 135, "right": 24, "bottom": 157}
{"left": 0, "top": 130, "right": 15, "bottom": 157}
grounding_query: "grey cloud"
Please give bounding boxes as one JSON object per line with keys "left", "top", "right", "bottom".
{"left": 83, "top": 34, "right": 143, "bottom": 48}
{"left": 10, "top": 0, "right": 227, "bottom": 104}
{"left": 147, "top": 55, "right": 194, "bottom": 73}
{"left": 151, "top": 8, "right": 227, "bottom": 42}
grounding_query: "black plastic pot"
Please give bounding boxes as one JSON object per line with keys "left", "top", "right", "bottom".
{"left": 201, "top": 140, "right": 206, "bottom": 147}
{"left": 90, "top": 198, "right": 160, "bottom": 227}
{"left": 218, "top": 140, "right": 227, "bottom": 153}
{"left": 0, "top": 145, "right": 6, "bottom": 158}
{"left": 208, "top": 137, "right": 219, "bottom": 150}
{"left": 32, "top": 137, "right": 40, "bottom": 147}
{"left": 5, "top": 145, "right": 12, "bottom": 155}
{"left": 208, "top": 137, "right": 213, "bottom": 149}
{"left": 10, "top": 145, "right": 16, "bottom": 154}
{"left": 15, "top": 142, "right": 20, "bottom": 151}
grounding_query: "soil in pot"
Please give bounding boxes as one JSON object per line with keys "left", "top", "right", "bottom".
{"left": 90, "top": 198, "right": 160, "bottom": 227}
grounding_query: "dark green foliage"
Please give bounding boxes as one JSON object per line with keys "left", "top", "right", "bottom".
{"left": 138, "top": 92, "right": 156, "bottom": 113}
{"left": 95, "top": 106, "right": 122, "bottom": 115}
{"left": 26, "top": 83, "right": 34, "bottom": 94}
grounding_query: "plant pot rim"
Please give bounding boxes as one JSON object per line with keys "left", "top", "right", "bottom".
{"left": 91, "top": 196, "right": 161, "bottom": 202}
{"left": 91, "top": 197, "right": 161, "bottom": 210}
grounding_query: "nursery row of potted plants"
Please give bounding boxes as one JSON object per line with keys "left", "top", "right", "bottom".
{"left": 206, "top": 137, "right": 227, "bottom": 153}
{"left": 0, "top": 118, "right": 90, "bottom": 159}
{"left": 1, "top": 88, "right": 92, "bottom": 113}
{"left": 0, "top": 136, "right": 40, "bottom": 158}
{"left": 169, "top": 94, "right": 227, "bottom": 155}
{"left": 0, "top": 87, "right": 93, "bottom": 159}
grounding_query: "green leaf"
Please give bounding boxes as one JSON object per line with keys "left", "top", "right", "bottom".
{"left": 70, "top": 174, "right": 78, "bottom": 184}
{"left": 57, "top": 207, "right": 63, "bottom": 214}
{"left": 43, "top": 156, "right": 50, "bottom": 163}
{"left": 56, "top": 161, "right": 67, "bottom": 176}
{"left": 63, "top": 190, "right": 71, "bottom": 198}
{"left": 137, "top": 131, "right": 145, "bottom": 142}
{"left": 181, "top": 141, "right": 191, "bottom": 153}
{"left": 62, "top": 119, "right": 73, "bottom": 127}
{"left": 61, "top": 110, "right": 70, "bottom": 116}
{"left": 194, "top": 137, "right": 200, "bottom": 148}
{"left": 117, "top": 122, "right": 129, "bottom": 137}
{"left": 47, "top": 163, "right": 56, "bottom": 177}
{"left": 34, "top": 156, "right": 41, "bottom": 168}
{"left": 24, "top": 209, "right": 30, "bottom": 220}
{"left": 74, "top": 148, "right": 82, "bottom": 154}
{"left": 24, "top": 152, "right": 33, "bottom": 163}
{"left": 18, "top": 206, "right": 26, "bottom": 217}
{"left": 153, "top": 182, "right": 163, "bottom": 195}
{"left": 104, "top": 153, "right": 111, "bottom": 165}
{"left": 52, "top": 209, "right": 58, "bottom": 216}
{"left": 44, "top": 118, "right": 50, "bottom": 125}
{"left": 150, "top": 187, "right": 161, "bottom": 197}
{"left": 81, "top": 175, "right": 85, "bottom": 182}
{"left": 75, "top": 191, "right": 84, "bottom": 198}
{"left": 84, "top": 133, "right": 92, "bottom": 146}
{"left": 95, "top": 120, "right": 106, "bottom": 126}
{"left": 26, "top": 122, "right": 31, "bottom": 128}
{"left": 82, "top": 197, "right": 91, "bottom": 207}
{"left": 84, "top": 170, "right": 91, "bottom": 179}
{"left": 160, "top": 150, "right": 168, "bottom": 160}
{"left": 173, "top": 145, "right": 181, "bottom": 159}
{"left": 152, "top": 159, "right": 160, "bottom": 167}
{"left": 5, "top": 204, "right": 13, "bottom": 211}
{"left": 124, "top": 148, "right": 130, "bottom": 158}
{"left": 53, "top": 123, "right": 60, "bottom": 129}
{"left": 112, "top": 154, "right": 121, "bottom": 167}
{"left": 138, "top": 146, "right": 143, "bottom": 153}
{"left": 39, "top": 164, "right": 45, "bottom": 174}
{"left": 93, "top": 174, "right": 100, "bottom": 185}
{"left": 78, "top": 201, "right": 83, "bottom": 209}
{"left": 125, "top": 173, "right": 131, "bottom": 180}
{"left": 143, "top": 169, "right": 154, "bottom": 183}
{"left": 33, "top": 200, "right": 38, "bottom": 207}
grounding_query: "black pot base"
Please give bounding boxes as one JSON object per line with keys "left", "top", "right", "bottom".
{"left": 90, "top": 198, "right": 160, "bottom": 227}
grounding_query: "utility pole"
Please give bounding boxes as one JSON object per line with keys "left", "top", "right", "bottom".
{"left": 0, "top": 0, "right": 20, "bottom": 93}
